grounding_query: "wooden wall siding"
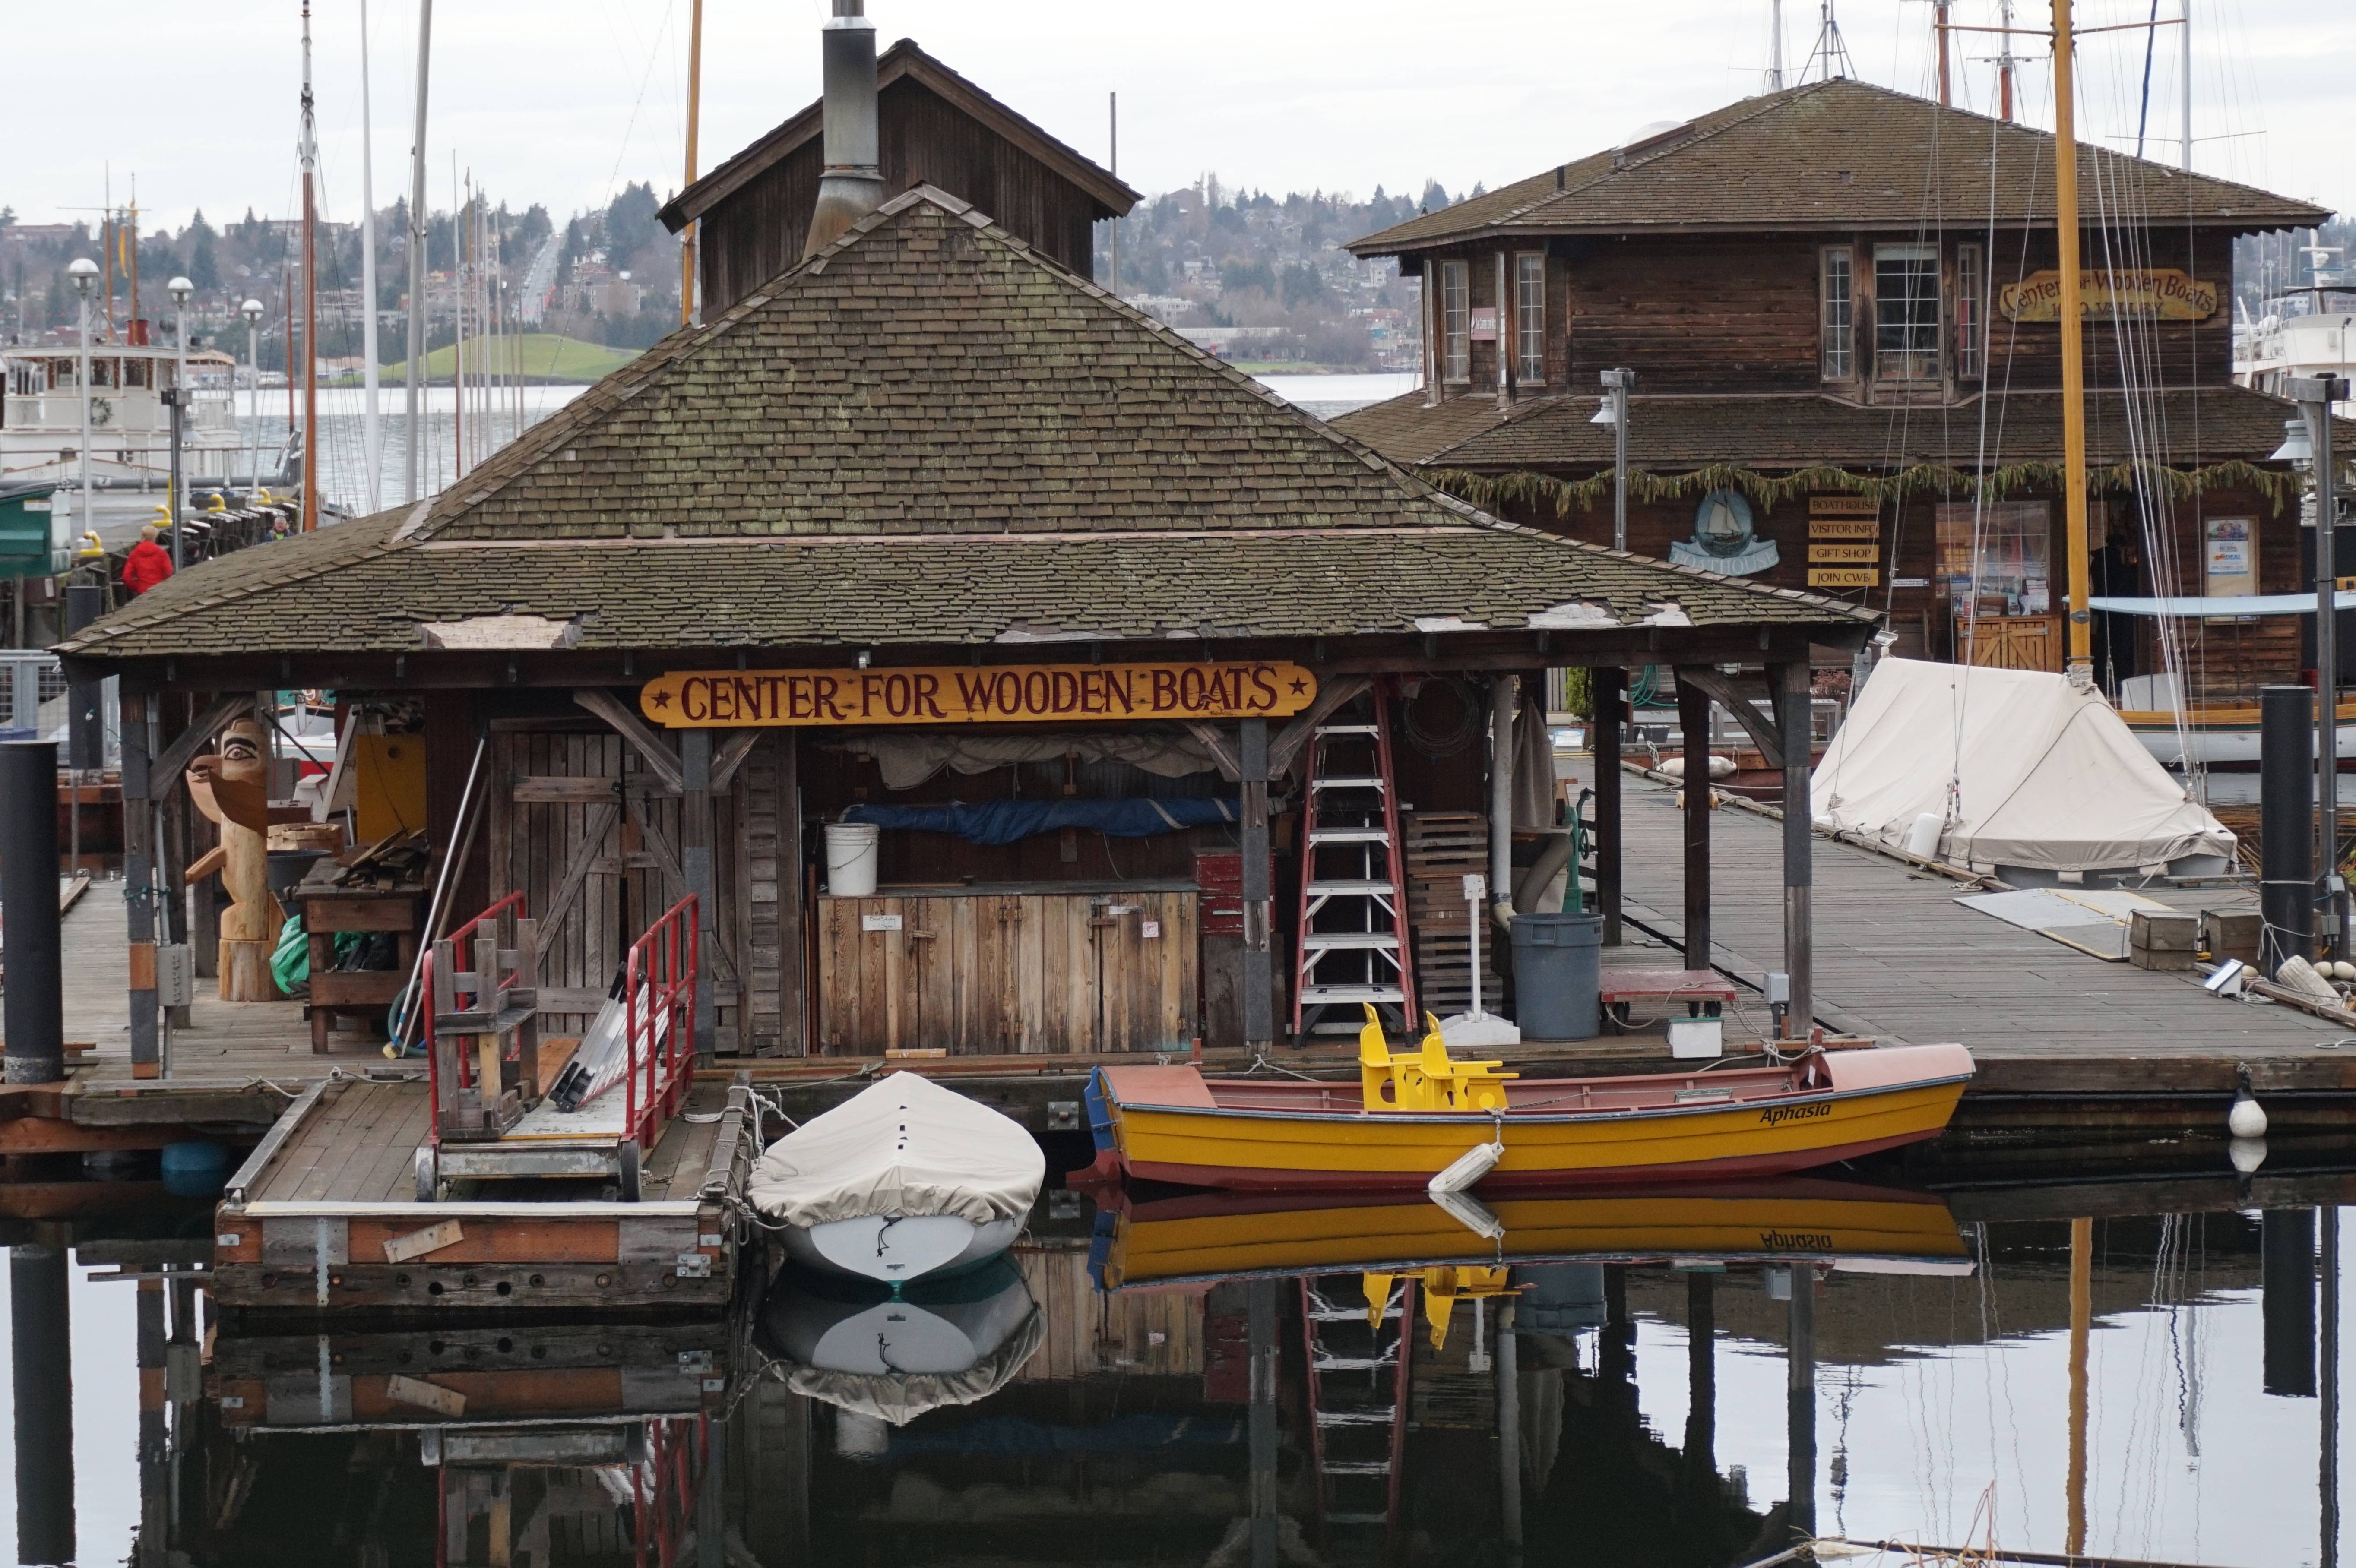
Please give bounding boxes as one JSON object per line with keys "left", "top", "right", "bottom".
{"left": 1564, "top": 236, "right": 1824, "bottom": 394}
{"left": 1011, "top": 1247, "right": 1206, "bottom": 1382}
{"left": 813, "top": 890, "right": 1197, "bottom": 1055}
{"left": 486, "top": 728, "right": 750, "bottom": 1050}
{"left": 736, "top": 732, "right": 792, "bottom": 1056}
{"left": 700, "top": 77, "right": 1102, "bottom": 315}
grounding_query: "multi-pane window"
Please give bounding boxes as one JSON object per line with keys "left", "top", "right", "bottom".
{"left": 1441, "top": 261, "right": 1471, "bottom": 381}
{"left": 1821, "top": 247, "right": 1855, "bottom": 379}
{"left": 1874, "top": 243, "right": 1941, "bottom": 381}
{"left": 1514, "top": 253, "right": 1546, "bottom": 383}
{"left": 1955, "top": 243, "right": 1985, "bottom": 379}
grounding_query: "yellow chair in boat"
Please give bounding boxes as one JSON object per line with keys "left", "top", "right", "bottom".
{"left": 1412, "top": 1011, "right": 1516, "bottom": 1112}
{"left": 1358, "top": 1007, "right": 1516, "bottom": 1112}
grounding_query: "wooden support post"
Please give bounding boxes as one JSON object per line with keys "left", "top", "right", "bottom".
{"left": 1775, "top": 660, "right": 1813, "bottom": 1037}
{"left": 681, "top": 728, "right": 717, "bottom": 1059}
{"left": 1676, "top": 670, "right": 1712, "bottom": 971}
{"left": 778, "top": 731, "right": 805, "bottom": 1056}
{"left": 160, "top": 693, "right": 192, "bottom": 1027}
{"left": 1240, "top": 718, "right": 1273, "bottom": 1051}
{"left": 1593, "top": 666, "right": 1622, "bottom": 946}
{"left": 121, "top": 689, "right": 161, "bottom": 1079}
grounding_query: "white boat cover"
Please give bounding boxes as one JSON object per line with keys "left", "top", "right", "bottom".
{"left": 749, "top": 1072, "right": 1045, "bottom": 1229}
{"left": 1811, "top": 658, "right": 2236, "bottom": 874}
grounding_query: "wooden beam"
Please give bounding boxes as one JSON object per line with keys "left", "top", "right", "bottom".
{"left": 533, "top": 803, "right": 621, "bottom": 961}
{"left": 1267, "top": 675, "right": 1372, "bottom": 778}
{"left": 1677, "top": 667, "right": 1782, "bottom": 770}
{"left": 572, "top": 689, "right": 684, "bottom": 794}
{"left": 148, "top": 694, "right": 254, "bottom": 793}
{"left": 1676, "top": 673, "right": 1713, "bottom": 970}
{"left": 1182, "top": 721, "right": 1242, "bottom": 783}
{"left": 709, "top": 728, "right": 763, "bottom": 793}
{"left": 1593, "top": 667, "right": 1623, "bottom": 946}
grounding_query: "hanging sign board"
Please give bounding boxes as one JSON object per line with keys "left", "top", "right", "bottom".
{"left": 640, "top": 661, "right": 1319, "bottom": 728}
{"left": 1998, "top": 269, "right": 2218, "bottom": 322}
{"left": 1808, "top": 544, "right": 1881, "bottom": 564}
{"left": 1808, "top": 495, "right": 1881, "bottom": 517}
{"left": 1808, "top": 518, "right": 1879, "bottom": 540}
{"left": 1808, "top": 568, "right": 1879, "bottom": 589}
{"left": 1469, "top": 307, "right": 1500, "bottom": 342}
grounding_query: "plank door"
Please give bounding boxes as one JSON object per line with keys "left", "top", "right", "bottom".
{"left": 489, "top": 730, "right": 627, "bottom": 1038}
{"left": 1095, "top": 891, "right": 1200, "bottom": 1053}
{"left": 975, "top": 896, "right": 1045, "bottom": 1053}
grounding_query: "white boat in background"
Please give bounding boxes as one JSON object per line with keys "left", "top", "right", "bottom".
{"left": 748, "top": 1072, "right": 1044, "bottom": 1286}
{"left": 2115, "top": 672, "right": 2356, "bottom": 772}
{"left": 2, "top": 343, "right": 294, "bottom": 547}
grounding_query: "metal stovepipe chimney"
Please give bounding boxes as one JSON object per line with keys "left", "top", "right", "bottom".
{"left": 802, "top": 0, "right": 884, "bottom": 260}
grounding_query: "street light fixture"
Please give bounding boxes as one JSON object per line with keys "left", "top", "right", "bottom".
{"left": 1598, "top": 367, "right": 1635, "bottom": 552}
{"left": 166, "top": 277, "right": 194, "bottom": 568}
{"left": 241, "top": 299, "right": 265, "bottom": 500}
{"left": 66, "top": 259, "right": 99, "bottom": 568}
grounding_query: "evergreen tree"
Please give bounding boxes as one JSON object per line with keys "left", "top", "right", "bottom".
{"left": 187, "top": 209, "right": 220, "bottom": 290}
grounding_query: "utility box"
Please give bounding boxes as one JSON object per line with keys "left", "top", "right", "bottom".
{"left": 2128, "top": 909, "right": 2199, "bottom": 971}
{"left": 2202, "top": 908, "right": 2262, "bottom": 966}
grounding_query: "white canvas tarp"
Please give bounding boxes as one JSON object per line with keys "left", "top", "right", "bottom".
{"left": 1811, "top": 658, "right": 2236, "bottom": 875}
{"left": 749, "top": 1072, "right": 1045, "bottom": 1229}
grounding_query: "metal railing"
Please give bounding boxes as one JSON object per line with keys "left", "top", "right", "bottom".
{"left": 0, "top": 651, "right": 119, "bottom": 765}
{"left": 624, "top": 896, "right": 700, "bottom": 1154}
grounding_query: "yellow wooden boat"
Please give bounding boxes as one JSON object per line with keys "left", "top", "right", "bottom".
{"left": 1080, "top": 1039, "right": 1974, "bottom": 1192}
{"left": 1088, "top": 1180, "right": 1972, "bottom": 1291}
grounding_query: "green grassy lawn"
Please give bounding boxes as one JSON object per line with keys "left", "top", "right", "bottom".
{"left": 355, "top": 334, "right": 642, "bottom": 386}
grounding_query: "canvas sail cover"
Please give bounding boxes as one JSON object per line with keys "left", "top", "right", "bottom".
{"left": 1810, "top": 658, "right": 2235, "bottom": 874}
{"left": 749, "top": 1072, "right": 1045, "bottom": 1229}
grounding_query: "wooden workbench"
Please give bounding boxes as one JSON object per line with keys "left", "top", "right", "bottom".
{"left": 295, "top": 882, "right": 425, "bottom": 1053}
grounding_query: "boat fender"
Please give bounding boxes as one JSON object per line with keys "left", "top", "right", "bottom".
{"left": 1429, "top": 1114, "right": 1506, "bottom": 1195}
{"left": 2229, "top": 1062, "right": 2268, "bottom": 1140}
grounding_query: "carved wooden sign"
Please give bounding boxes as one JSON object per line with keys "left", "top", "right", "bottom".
{"left": 1998, "top": 269, "right": 2218, "bottom": 321}
{"left": 640, "top": 662, "right": 1320, "bottom": 728}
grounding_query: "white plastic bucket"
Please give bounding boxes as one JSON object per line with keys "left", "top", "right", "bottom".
{"left": 1903, "top": 811, "right": 1944, "bottom": 860}
{"left": 824, "top": 822, "right": 881, "bottom": 897}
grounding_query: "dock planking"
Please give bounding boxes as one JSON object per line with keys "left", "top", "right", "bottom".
{"left": 1590, "top": 762, "right": 2356, "bottom": 1097}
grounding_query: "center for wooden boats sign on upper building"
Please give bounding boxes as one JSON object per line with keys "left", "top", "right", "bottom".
{"left": 639, "top": 661, "right": 1317, "bottom": 727}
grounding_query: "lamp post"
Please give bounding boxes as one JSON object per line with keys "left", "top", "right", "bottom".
{"left": 241, "top": 299, "right": 265, "bottom": 498}
{"left": 67, "top": 259, "right": 98, "bottom": 563}
{"left": 166, "top": 276, "right": 192, "bottom": 569}
{"left": 1593, "top": 367, "right": 1635, "bottom": 552}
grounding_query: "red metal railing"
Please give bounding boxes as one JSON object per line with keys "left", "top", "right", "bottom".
{"left": 424, "top": 892, "right": 531, "bottom": 1139}
{"left": 624, "top": 894, "right": 699, "bottom": 1154}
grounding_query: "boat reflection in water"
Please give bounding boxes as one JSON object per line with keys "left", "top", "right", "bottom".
{"left": 756, "top": 1254, "right": 1046, "bottom": 1432}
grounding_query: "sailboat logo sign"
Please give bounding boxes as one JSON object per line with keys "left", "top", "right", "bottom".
{"left": 1998, "top": 269, "right": 2218, "bottom": 322}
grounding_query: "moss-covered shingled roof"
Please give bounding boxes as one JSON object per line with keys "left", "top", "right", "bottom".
{"left": 61, "top": 187, "right": 1874, "bottom": 663}
{"left": 1351, "top": 79, "right": 2324, "bottom": 256}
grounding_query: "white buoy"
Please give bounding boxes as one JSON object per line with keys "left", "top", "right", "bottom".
{"left": 2229, "top": 1091, "right": 2268, "bottom": 1139}
{"left": 2230, "top": 1136, "right": 2269, "bottom": 1174}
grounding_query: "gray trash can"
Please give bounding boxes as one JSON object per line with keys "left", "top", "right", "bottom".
{"left": 1511, "top": 912, "right": 1604, "bottom": 1040}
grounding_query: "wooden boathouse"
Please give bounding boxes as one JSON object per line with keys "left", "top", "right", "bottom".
{"left": 1336, "top": 78, "right": 2334, "bottom": 696}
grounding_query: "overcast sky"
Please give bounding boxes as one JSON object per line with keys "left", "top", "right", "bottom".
{"left": 9, "top": 0, "right": 2350, "bottom": 240}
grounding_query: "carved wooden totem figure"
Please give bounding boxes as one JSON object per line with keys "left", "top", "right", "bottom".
{"left": 186, "top": 718, "right": 284, "bottom": 1001}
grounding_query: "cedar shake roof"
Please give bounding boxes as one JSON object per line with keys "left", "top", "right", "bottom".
{"left": 1351, "top": 79, "right": 2326, "bottom": 256}
{"left": 1332, "top": 384, "right": 2331, "bottom": 472}
{"left": 656, "top": 39, "right": 1138, "bottom": 232}
{"left": 61, "top": 189, "right": 1872, "bottom": 663}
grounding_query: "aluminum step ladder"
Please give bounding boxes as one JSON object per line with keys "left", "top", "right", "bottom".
{"left": 1291, "top": 682, "right": 1417, "bottom": 1039}
{"left": 1300, "top": 1275, "right": 1415, "bottom": 1547}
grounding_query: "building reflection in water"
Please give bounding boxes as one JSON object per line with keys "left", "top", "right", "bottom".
{"left": 18, "top": 1182, "right": 2355, "bottom": 1566}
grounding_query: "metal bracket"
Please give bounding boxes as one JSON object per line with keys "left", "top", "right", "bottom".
{"left": 675, "top": 1251, "right": 712, "bottom": 1279}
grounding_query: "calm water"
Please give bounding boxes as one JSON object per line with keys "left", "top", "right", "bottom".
{"left": 2, "top": 1169, "right": 2351, "bottom": 1567}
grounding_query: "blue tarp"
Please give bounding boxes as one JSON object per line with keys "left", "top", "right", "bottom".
{"left": 841, "top": 797, "right": 1238, "bottom": 846}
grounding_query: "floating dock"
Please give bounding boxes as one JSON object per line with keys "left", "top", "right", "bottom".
{"left": 209, "top": 1075, "right": 753, "bottom": 1315}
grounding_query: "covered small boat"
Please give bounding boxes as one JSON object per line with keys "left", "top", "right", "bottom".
{"left": 1082, "top": 1041, "right": 1973, "bottom": 1192}
{"left": 748, "top": 1072, "right": 1044, "bottom": 1284}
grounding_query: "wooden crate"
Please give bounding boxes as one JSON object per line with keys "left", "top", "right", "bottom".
{"left": 1402, "top": 812, "right": 1498, "bottom": 1021}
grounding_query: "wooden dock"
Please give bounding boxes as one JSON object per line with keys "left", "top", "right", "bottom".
{"left": 209, "top": 1074, "right": 754, "bottom": 1316}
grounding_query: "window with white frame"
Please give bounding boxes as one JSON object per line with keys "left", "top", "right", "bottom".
{"left": 1955, "top": 242, "right": 1985, "bottom": 379}
{"left": 1821, "top": 247, "right": 1855, "bottom": 379}
{"left": 1874, "top": 243, "right": 1941, "bottom": 381}
{"left": 1514, "top": 253, "right": 1546, "bottom": 383}
{"left": 1441, "top": 261, "right": 1471, "bottom": 381}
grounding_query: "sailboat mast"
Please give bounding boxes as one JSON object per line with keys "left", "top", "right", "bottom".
{"left": 680, "top": 0, "right": 703, "bottom": 326}
{"left": 2052, "top": 0, "right": 2092, "bottom": 686}
{"left": 300, "top": 0, "right": 320, "bottom": 532}
{"left": 453, "top": 160, "right": 465, "bottom": 480}
{"left": 406, "top": 0, "right": 432, "bottom": 503}
{"left": 360, "top": 0, "right": 383, "bottom": 513}
{"left": 2179, "top": 0, "right": 2193, "bottom": 172}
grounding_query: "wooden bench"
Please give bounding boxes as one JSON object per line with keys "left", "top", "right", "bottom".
{"left": 1596, "top": 968, "right": 1738, "bottom": 1034}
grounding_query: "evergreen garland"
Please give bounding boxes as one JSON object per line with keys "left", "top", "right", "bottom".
{"left": 1425, "top": 457, "right": 2304, "bottom": 522}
